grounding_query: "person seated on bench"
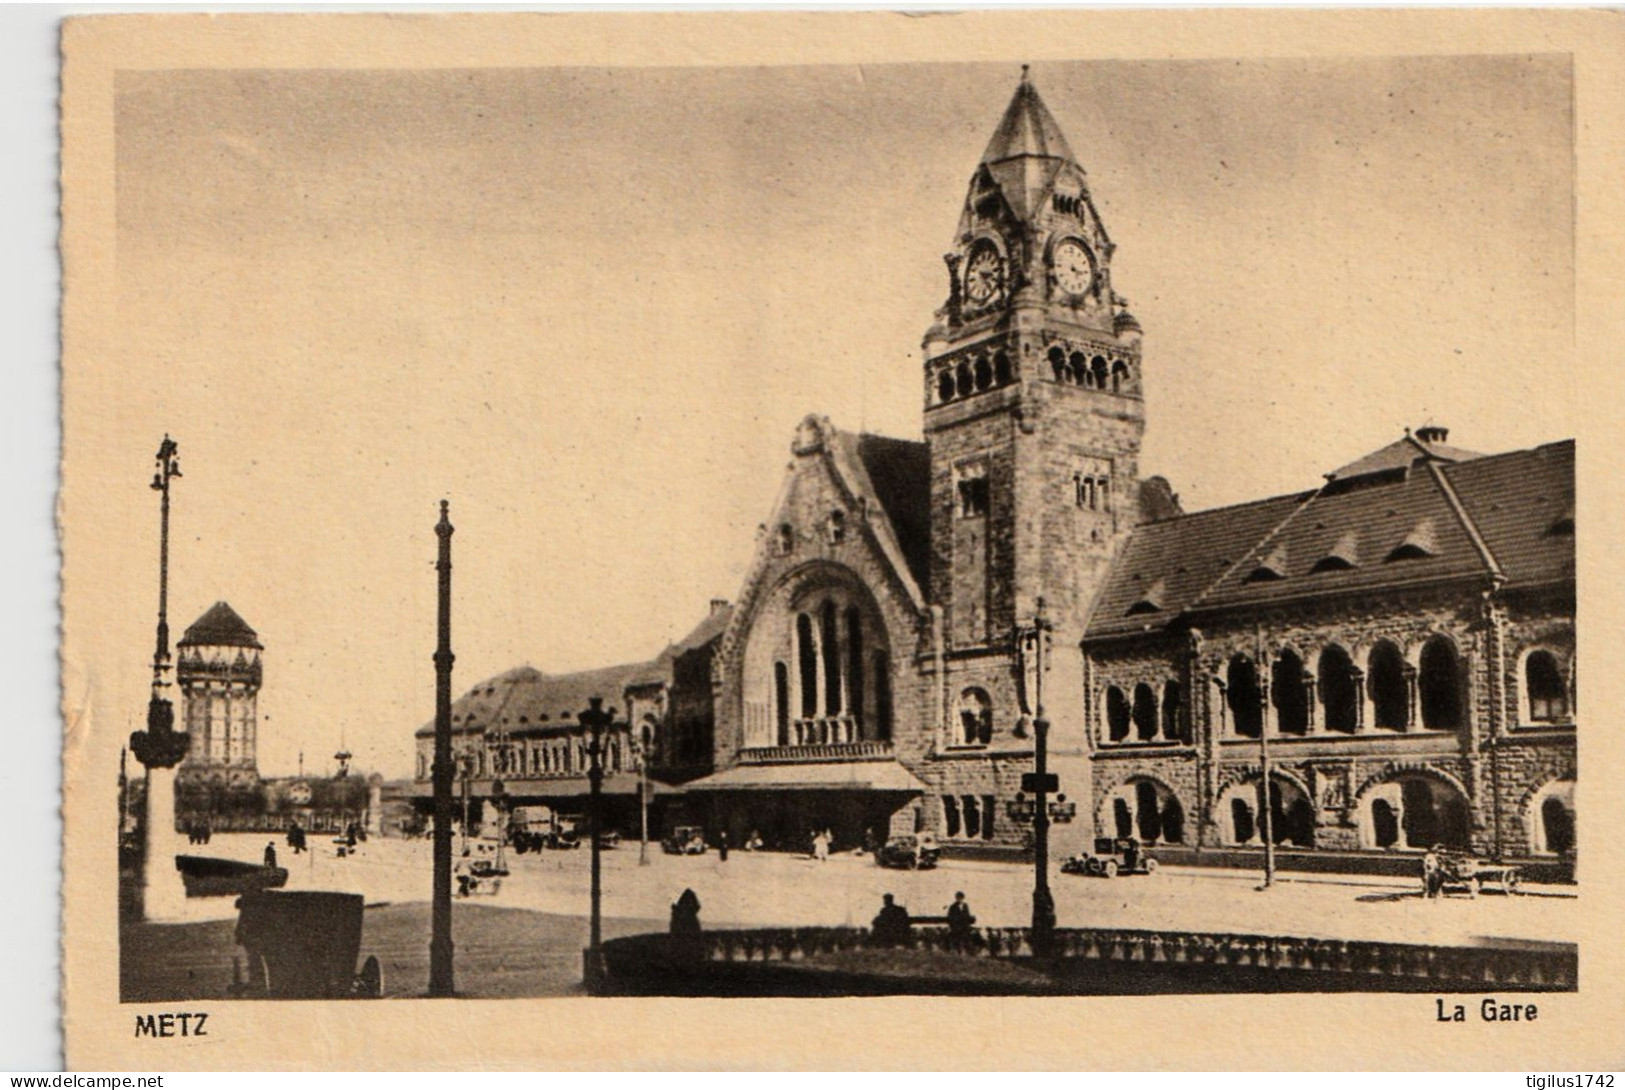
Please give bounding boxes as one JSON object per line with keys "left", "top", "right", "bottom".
{"left": 871, "top": 893, "right": 912, "bottom": 948}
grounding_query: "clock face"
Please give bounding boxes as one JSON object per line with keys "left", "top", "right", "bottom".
{"left": 963, "top": 244, "right": 1004, "bottom": 307}
{"left": 1052, "top": 239, "right": 1095, "bottom": 296}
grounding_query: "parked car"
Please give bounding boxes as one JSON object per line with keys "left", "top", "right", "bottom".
{"left": 876, "top": 833, "right": 941, "bottom": 870}
{"left": 662, "top": 825, "right": 708, "bottom": 855}
{"left": 1062, "top": 836, "right": 1159, "bottom": 878}
{"left": 1434, "top": 850, "right": 1520, "bottom": 897}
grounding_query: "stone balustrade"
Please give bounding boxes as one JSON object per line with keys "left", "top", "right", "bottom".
{"left": 738, "top": 741, "right": 894, "bottom": 764}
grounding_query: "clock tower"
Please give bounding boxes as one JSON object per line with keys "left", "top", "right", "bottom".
{"left": 925, "top": 70, "right": 1148, "bottom": 655}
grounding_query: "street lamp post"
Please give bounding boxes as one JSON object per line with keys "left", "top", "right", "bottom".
{"left": 1016, "top": 599, "right": 1057, "bottom": 957}
{"left": 129, "top": 436, "right": 190, "bottom": 923}
{"left": 579, "top": 697, "right": 614, "bottom": 989}
{"left": 638, "top": 722, "right": 652, "bottom": 866}
{"left": 428, "top": 499, "right": 456, "bottom": 998}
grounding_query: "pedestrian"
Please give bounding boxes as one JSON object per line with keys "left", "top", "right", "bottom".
{"left": 813, "top": 829, "right": 830, "bottom": 862}
{"left": 745, "top": 829, "right": 763, "bottom": 852}
{"left": 263, "top": 841, "right": 278, "bottom": 869}
{"left": 718, "top": 829, "right": 730, "bottom": 861}
{"left": 946, "top": 891, "right": 976, "bottom": 953}
{"left": 1421, "top": 849, "right": 1442, "bottom": 899}
{"left": 871, "top": 894, "right": 912, "bottom": 948}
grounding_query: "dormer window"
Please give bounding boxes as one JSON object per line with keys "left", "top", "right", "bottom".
{"left": 1125, "top": 578, "right": 1165, "bottom": 616}
{"left": 1245, "top": 545, "right": 1288, "bottom": 583}
{"left": 1386, "top": 518, "right": 1438, "bottom": 561}
{"left": 1310, "top": 532, "right": 1359, "bottom": 573}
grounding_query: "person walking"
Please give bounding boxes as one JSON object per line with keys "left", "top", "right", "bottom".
{"left": 946, "top": 891, "right": 976, "bottom": 953}
{"left": 718, "top": 829, "right": 730, "bottom": 861}
{"left": 263, "top": 841, "right": 278, "bottom": 869}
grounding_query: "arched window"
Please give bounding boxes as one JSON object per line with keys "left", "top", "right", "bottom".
{"left": 777, "top": 523, "right": 794, "bottom": 557}
{"left": 821, "top": 602, "right": 842, "bottom": 715}
{"left": 1419, "top": 637, "right": 1462, "bottom": 730}
{"left": 1227, "top": 656, "right": 1263, "bottom": 738}
{"left": 1069, "top": 351, "right": 1088, "bottom": 385}
{"left": 1273, "top": 650, "right": 1309, "bottom": 735}
{"left": 973, "top": 356, "right": 992, "bottom": 391}
{"left": 1105, "top": 685, "right": 1131, "bottom": 742}
{"left": 1112, "top": 797, "right": 1133, "bottom": 839}
{"left": 846, "top": 608, "right": 864, "bottom": 734}
{"left": 1134, "top": 780, "right": 1163, "bottom": 841}
{"left": 796, "top": 613, "right": 817, "bottom": 718}
{"left": 955, "top": 363, "right": 973, "bottom": 398}
{"left": 1525, "top": 650, "right": 1569, "bottom": 722}
{"left": 942, "top": 795, "right": 961, "bottom": 838}
{"left": 1541, "top": 796, "right": 1575, "bottom": 854}
{"left": 873, "top": 652, "right": 893, "bottom": 741}
{"left": 1319, "top": 644, "right": 1358, "bottom": 733}
{"left": 962, "top": 795, "right": 981, "bottom": 838}
{"left": 937, "top": 370, "right": 956, "bottom": 404}
{"left": 1132, "top": 682, "right": 1158, "bottom": 740}
{"left": 1111, "top": 360, "right": 1128, "bottom": 392}
{"left": 1050, "top": 347, "right": 1067, "bottom": 382}
{"left": 958, "top": 688, "right": 992, "bottom": 746}
{"left": 774, "top": 662, "right": 791, "bottom": 745}
{"left": 1091, "top": 355, "right": 1108, "bottom": 389}
{"left": 1230, "top": 798, "right": 1255, "bottom": 844}
{"left": 993, "top": 352, "right": 1012, "bottom": 386}
{"left": 1368, "top": 641, "right": 1408, "bottom": 730}
{"left": 1161, "top": 680, "right": 1182, "bottom": 741}
{"left": 1362, "top": 775, "right": 1470, "bottom": 850}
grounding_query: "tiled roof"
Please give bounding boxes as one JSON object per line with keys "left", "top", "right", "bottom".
{"left": 414, "top": 660, "right": 659, "bottom": 739}
{"left": 178, "top": 601, "right": 262, "bottom": 649}
{"left": 1086, "top": 436, "right": 1573, "bottom": 639}
{"left": 1443, "top": 440, "right": 1574, "bottom": 589}
{"left": 850, "top": 432, "right": 932, "bottom": 596}
{"left": 1326, "top": 431, "right": 1482, "bottom": 482}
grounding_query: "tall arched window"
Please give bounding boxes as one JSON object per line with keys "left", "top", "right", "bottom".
{"left": 846, "top": 608, "right": 864, "bottom": 733}
{"left": 1227, "top": 656, "right": 1263, "bottom": 738}
{"left": 820, "top": 602, "right": 842, "bottom": 715}
{"left": 1161, "top": 680, "right": 1182, "bottom": 741}
{"left": 1050, "top": 346, "right": 1067, "bottom": 382}
{"left": 959, "top": 688, "right": 992, "bottom": 746}
{"left": 1319, "top": 644, "right": 1358, "bottom": 733}
{"left": 1525, "top": 651, "right": 1569, "bottom": 722}
{"left": 1132, "top": 682, "right": 1159, "bottom": 741}
{"left": 774, "top": 662, "right": 791, "bottom": 745}
{"left": 1419, "top": 637, "right": 1462, "bottom": 730}
{"left": 796, "top": 613, "right": 818, "bottom": 718}
{"left": 873, "top": 652, "right": 892, "bottom": 741}
{"left": 1368, "top": 641, "right": 1408, "bottom": 730}
{"left": 1273, "top": 650, "right": 1309, "bottom": 735}
{"left": 1105, "top": 685, "right": 1131, "bottom": 742}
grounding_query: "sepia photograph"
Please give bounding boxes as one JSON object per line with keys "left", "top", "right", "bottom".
{"left": 58, "top": 10, "right": 1623, "bottom": 1070}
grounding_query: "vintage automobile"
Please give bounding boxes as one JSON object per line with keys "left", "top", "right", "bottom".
{"left": 457, "top": 856, "right": 508, "bottom": 897}
{"left": 544, "top": 826, "right": 581, "bottom": 850}
{"left": 1432, "top": 850, "right": 1521, "bottom": 897}
{"left": 598, "top": 829, "right": 621, "bottom": 849}
{"left": 662, "top": 825, "right": 708, "bottom": 855}
{"left": 1061, "top": 837, "right": 1159, "bottom": 878}
{"left": 876, "top": 833, "right": 941, "bottom": 870}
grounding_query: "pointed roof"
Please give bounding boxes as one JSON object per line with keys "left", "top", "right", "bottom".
{"left": 1327, "top": 429, "right": 1483, "bottom": 483}
{"left": 981, "top": 71, "right": 1076, "bottom": 165}
{"left": 178, "top": 601, "right": 261, "bottom": 649}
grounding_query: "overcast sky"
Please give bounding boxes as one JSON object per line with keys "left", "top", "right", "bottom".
{"left": 92, "top": 56, "right": 1574, "bottom": 778}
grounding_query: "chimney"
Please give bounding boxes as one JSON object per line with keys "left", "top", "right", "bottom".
{"left": 709, "top": 598, "right": 730, "bottom": 616}
{"left": 1416, "top": 424, "right": 1449, "bottom": 445}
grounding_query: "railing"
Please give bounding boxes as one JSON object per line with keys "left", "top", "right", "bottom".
{"left": 597, "top": 925, "right": 1576, "bottom": 993}
{"left": 738, "top": 741, "right": 894, "bottom": 764}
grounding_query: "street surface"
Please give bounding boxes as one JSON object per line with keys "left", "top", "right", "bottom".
{"left": 171, "top": 832, "right": 1578, "bottom": 949}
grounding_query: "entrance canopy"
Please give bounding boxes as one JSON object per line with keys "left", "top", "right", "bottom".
{"left": 682, "top": 760, "right": 927, "bottom": 793}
